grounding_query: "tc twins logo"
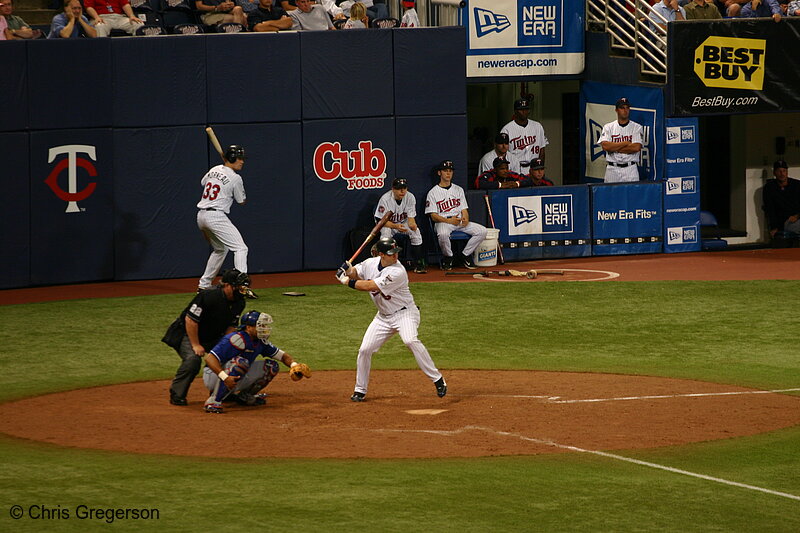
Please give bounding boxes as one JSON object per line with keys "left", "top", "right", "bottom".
{"left": 313, "top": 141, "right": 386, "bottom": 190}
{"left": 44, "top": 145, "right": 98, "bottom": 213}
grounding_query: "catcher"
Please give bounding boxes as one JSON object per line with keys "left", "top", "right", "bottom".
{"left": 202, "top": 310, "right": 311, "bottom": 414}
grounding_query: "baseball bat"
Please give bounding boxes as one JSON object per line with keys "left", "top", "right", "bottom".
{"left": 205, "top": 127, "right": 226, "bottom": 163}
{"left": 484, "top": 194, "right": 505, "bottom": 264}
{"left": 347, "top": 211, "right": 393, "bottom": 264}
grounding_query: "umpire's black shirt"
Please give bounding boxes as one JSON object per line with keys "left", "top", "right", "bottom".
{"left": 182, "top": 287, "right": 246, "bottom": 351}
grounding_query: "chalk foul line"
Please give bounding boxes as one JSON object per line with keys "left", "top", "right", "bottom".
{"left": 370, "top": 425, "right": 800, "bottom": 502}
{"left": 475, "top": 388, "right": 800, "bottom": 404}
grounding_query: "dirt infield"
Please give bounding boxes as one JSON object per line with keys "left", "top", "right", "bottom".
{"left": 2, "top": 249, "right": 799, "bottom": 458}
{"left": 3, "top": 371, "right": 799, "bottom": 458}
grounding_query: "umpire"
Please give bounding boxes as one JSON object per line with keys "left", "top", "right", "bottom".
{"left": 163, "top": 268, "right": 250, "bottom": 406}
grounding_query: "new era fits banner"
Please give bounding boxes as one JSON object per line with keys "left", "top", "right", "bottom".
{"left": 580, "top": 81, "right": 664, "bottom": 183}
{"left": 489, "top": 186, "right": 591, "bottom": 260}
{"left": 591, "top": 182, "right": 663, "bottom": 256}
{"left": 663, "top": 117, "right": 701, "bottom": 253}
{"left": 669, "top": 19, "right": 800, "bottom": 115}
{"left": 460, "top": 0, "right": 584, "bottom": 78}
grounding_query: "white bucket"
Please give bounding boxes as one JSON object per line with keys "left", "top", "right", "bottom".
{"left": 474, "top": 228, "right": 500, "bottom": 267}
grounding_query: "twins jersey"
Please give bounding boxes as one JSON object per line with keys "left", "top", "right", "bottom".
{"left": 478, "top": 149, "right": 521, "bottom": 174}
{"left": 355, "top": 257, "right": 415, "bottom": 316}
{"left": 375, "top": 190, "right": 417, "bottom": 225}
{"left": 501, "top": 119, "right": 549, "bottom": 163}
{"left": 597, "top": 120, "right": 643, "bottom": 165}
{"left": 401, "top": 8, "right": 419, "bottom": 27}
{"left": 425, "top": 183, "right": 467, "bottom": 218}
{"left": 209, "top": 330, "right": 283, "bottom": 368}
{"left": 197, "top": 165, "right": 246, "bottom": 214}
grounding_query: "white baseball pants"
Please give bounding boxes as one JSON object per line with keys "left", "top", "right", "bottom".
{"left": 380, "top": 225, "right": 423, "bottom": 246}
{"left": 435, "top": 221, "right": 487, "bottom": 256}
{"left": 603, "top": 163, "right": 640, "bottom": 183}
{"left": 354, "top": 306, "right": 442, "bottom": 395}
{"left": 197, "top": 210, "right": 248, "bottom": 289}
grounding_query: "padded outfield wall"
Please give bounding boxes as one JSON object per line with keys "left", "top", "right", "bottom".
{"left": 0, "top": 28, "right": 467, "bottom": 289}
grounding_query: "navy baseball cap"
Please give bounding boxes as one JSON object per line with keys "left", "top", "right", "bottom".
{"left": 529, "top": 158, "right": 545, "bottom": 170}
{"left": 615, "top": 97, "right": 631, "bottom": 108}
{"left": 438, "top": 160, "right": 454, "bottom": 171}
{"left": 492, "top": 157, "right": 509, "bottom": 169}
{"left": 774, "top": 159, "right": 788, "bottom": 169}
{"left": 495, "top": 132, "right": 510, "bottom": 144}
{"left": 514, "top": 98, "right": 530, "bottom": 110}
{"left": 392, "top": 178, "right": 408, "bottom": 189}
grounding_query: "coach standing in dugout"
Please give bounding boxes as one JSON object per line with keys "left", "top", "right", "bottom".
{"left": 597, "top": 97, "right": 643, "bottom": 183}
{"left": 162, "top": 269, "right": 249, "bottom": 406}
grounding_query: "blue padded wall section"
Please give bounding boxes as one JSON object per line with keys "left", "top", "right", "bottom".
{"left": 0, "top": 41, "right": 27, "bottom": 133}
{"left": 394, "top": 27, "right": 466, "bottom": 117}
{"left": 395, "top": 115, "right": 468, "bottom": 191}
{"left": 112, "top": 126, "right": 209, "bottom": 281}
{"left": 0, "top": 133, "right": 31, "bottom": 289}
{"left": 29, "top": 129, "right": 114, "bottom": 285}
{"left": 206, "top": 33, "right": 301, "bottom": 124}
{"left": 302, "top": 117, "right": 396, "bottom": 269}
{"left": 301, "top": 30, "right": 394, "bottom": 119}
{"left": 27, "top": 39, "right": 112, "bottom": 131}
{"left": 210, "top": 123, "right": 304, "bottom": 274}
{"left": 113, "top": 35, "right": 207, "bottom": 128}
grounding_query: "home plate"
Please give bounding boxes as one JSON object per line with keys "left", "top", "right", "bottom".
{"left": 406, "top": 409, "right": 448, "bottom": 415}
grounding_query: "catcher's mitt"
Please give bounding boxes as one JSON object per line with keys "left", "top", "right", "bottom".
{"left": 289, "top": 363, "right": 311, "bottom": 381}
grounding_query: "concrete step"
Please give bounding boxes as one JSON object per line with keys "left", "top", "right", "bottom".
{"left": 14, "top": 8, "right": 58, "bottom": 26}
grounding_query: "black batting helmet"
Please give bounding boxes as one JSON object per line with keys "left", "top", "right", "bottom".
{"left": 374, "top": 237, "right": 402, "bottom": 256}
{"left": 224, "top": 145, "right": 246, "bottom": 163}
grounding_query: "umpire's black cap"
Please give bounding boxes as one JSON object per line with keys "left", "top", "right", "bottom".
{"left": 221, "top": 268, "right": 251, "bottom": 287}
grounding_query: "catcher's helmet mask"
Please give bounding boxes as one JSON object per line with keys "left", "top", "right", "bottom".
{"left": 239, "top": 310, "right": 273, "bottom": 342}
{"left": 224, "top": 145, "right": 246, "bottom": 163}
{"left": 374, "top": 237, "right": 402, "bottom": 256}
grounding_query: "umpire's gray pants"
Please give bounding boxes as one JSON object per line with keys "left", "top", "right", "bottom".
{"left": 169, "top": 335, "right": 202, "bottom": 400}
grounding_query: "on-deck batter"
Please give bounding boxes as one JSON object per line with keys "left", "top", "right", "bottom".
{"left": 335, "top": 237, "right": 446, "bottom": 402}
{"left": 375, "top": 177, "right": 427, "bottom": 274}
{"left": 597, "top": 97, "right": 643, "bottom": 183}
{"left": 196, "top": 144, "right": 257, "bottom": 299}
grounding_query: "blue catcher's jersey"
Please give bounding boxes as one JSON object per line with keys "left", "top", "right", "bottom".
{"left": 209, "top": 330, "right": 280, "bottom": 367}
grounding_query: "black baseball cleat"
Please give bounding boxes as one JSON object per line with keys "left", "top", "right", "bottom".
{"left": 440, "top": 256, "right": 453, "bottom": 271}
{"left": 434, "top": 377, "right": 447, "bottom": 398}
{"left": 350, "top": 391, "right": 366, "bottom": 402}
{"left": 169, "top": 395, "right": 188, "bottom": 406}
{"left": 461, "top": 255, "right": 477, "bottom": 270}
{"left": 414, "top": 261, "right": 427, "bottom": 274}
{"left": 244, "top": 288, "right": 259, "bottom": 299}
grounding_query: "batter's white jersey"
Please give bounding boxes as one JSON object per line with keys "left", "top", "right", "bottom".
{"left": 478, "top": 149, "right": 521, "bottom": 175}
{"left": 351, "top": 256, "right": 442, "bottom": 396}
{"left": 501, "top": 119, "right": 548, "bottom": 163}
{"left": 597, "top": 119, "right": 643, "bottom": 183}
{"left": 197, "top": 165, "right": 246, "bottom": 214}
{"left": 355, "top": 257, "right": 415, "bottom": 316}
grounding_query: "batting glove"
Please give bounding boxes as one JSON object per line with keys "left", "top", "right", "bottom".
{"left": 336, "top": 270, "right": 350, "bottom": 285}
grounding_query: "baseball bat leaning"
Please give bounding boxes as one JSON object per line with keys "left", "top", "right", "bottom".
{"left": 347, "top": 211, "right": 393, "bottom": 264}
{"left": 205, "top": 127, "right": 226, "bottom": 163}
{"left": 483, "top": 194, "right": 504, "bottom": 264}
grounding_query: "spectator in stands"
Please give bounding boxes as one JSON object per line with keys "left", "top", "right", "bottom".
{"left": 400, "top": 0, "right": 419, "bottom": 27}
{"left": 684, "top": 0, "right": 722, "bottom": 18}
{"left": 248, "top": 0, "right": 291, "bottom": 31}
{"left": 290, "top": 0, "right": 335, "bottom": 30}
{"left": 196, "top": 0, "right": 248, "bottom": 28}
{"left": 340, "top": 0, "right": 387, "bottom": 20}
{"left": 649, "top": 0, "right": 685, "bottom": 31}
{"left": 1, "top": 0, "right": 42, "bottom": 39}
{"left": 237, "top": 0, "right": 259, "bottom": 16}
{"left": 788, "top": 0, "right": 800, "bottom": 14}
{"left": 318, "top": 0, "right": 346, "bottom": 21}
{"left": 84, "top": 0, "right": 144, "bottom": 37}
{"left": 738, "top": 0, "right": 783, "bottom": 20}
{"left": 478, "top": 132, "right": 522, "bottom": 176}
{"left": 474, "top": 158, "right": 529, "bottom": 190}
{"left": 501, "top": 98, "right": 549, "bottom": 167}
{"left": 48, "top": 0, "right": 98, "bottom": 38}
{"left": 0, "top": 10, "right": 7, "bottom": 40}
{"left": 343, "top": 2, "right": 367, "bottom": 28}
{"left": 523, "top": 158, "right": 554, "bottom": 187}
{"left": 762, "top": 159, "right": 800, "bottom": 243}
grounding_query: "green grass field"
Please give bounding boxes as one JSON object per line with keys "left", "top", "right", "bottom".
{"left": 1, "top": 281, "right": 799, "bottom": 532}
